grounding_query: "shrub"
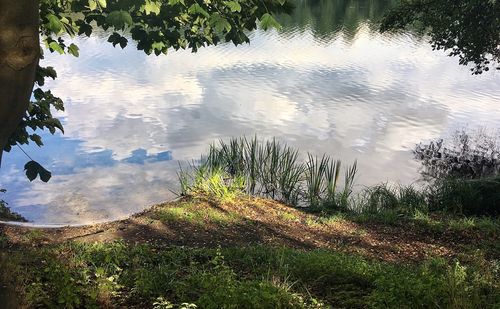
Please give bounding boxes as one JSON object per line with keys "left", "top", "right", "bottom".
{"left": 428, "top": 177, "right": 500, "bottom": 216}
{"left": 0, "top": 189, "right": 26, "bottom": 222}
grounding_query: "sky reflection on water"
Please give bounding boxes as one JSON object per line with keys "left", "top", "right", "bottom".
{"left": 1, "top": 0, "right": 499, "bottom": 225}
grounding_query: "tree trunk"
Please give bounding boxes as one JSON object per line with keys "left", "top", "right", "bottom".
{"left": 0, "top": 0, "right": 40, "bottom": 166}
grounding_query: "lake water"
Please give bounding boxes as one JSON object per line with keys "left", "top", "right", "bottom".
{"left": 1, "top": 0, "right": 499, "bottom": 225}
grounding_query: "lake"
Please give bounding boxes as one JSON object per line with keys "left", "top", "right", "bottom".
{"left": 1, "top": 0, "right": 499, "bottom": 225}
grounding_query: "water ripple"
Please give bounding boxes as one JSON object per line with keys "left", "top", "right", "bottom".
{"left": 2, "top": 1, "right": 500, "bottom": 225}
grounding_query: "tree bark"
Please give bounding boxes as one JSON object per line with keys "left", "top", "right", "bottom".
{"left": 0, "top": 0, "right": 40, "bottom": 166}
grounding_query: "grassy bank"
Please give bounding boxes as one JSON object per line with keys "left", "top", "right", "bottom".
{"left": 179, "top": 137, "right": 500, "bottom": 217}
{"left": 1, "top": 195, "right": 499, "bottom": 308}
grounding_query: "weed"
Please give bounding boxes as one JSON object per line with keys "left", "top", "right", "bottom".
{"left": 0, "top": 232, "right": 8, "bottom": 247}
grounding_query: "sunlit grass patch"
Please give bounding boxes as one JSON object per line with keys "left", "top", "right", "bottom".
{"left": 178, "top": 166, "right": 246, "bottom": 203}
{"left": 447, "top": 216, "right": 499, "bottom": 237}
{"left": 155, "top": 200, "right": 240, "bottom": 226}
{"left": 473, "top": 217, "right": 500, "bottom": 237}
{"left": 318, "top": 213, "right": 349, "bottom": 225}
{"left": 410, "top": 210, "right": 500, "bottom": 237}
{"left": 280, "top": 212, "right": 299, "bottom": 222}
{"left": 304, "top": 217, "right": 322, "bottom": 228}
{"left": 448, "top": 217, "right": 479, "bottom": 231}
{"left": 21, "top": 229, "right": 46, "bottom": 243}
{"left": 303, "top": 213, "right": 350, "bottom": 228}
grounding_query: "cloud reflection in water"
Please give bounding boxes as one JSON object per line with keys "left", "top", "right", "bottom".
{"left": 1, "top": 19, "right": 499, "bottom": 225}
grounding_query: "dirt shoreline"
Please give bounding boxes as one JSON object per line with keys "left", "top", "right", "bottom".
{"left": 1, "top": 196, "right": 494, "bottom": 264}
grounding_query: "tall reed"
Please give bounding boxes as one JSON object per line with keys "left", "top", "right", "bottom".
{"left": 178, "top": 136, "right": 358, "bottom": 208}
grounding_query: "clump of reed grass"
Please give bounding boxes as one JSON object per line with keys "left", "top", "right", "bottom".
{"left": 177, "top": 136, "right": 357, "bottom": 208}
{"left": 353, "top": 183, "right": 427, "bottom": 215}
{"left": 304, "top": 154, "right": 357, "bottom": 210}
{"left": 178, "top": 164, "right": 246, "bottom": 203}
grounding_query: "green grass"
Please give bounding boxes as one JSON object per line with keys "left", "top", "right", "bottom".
{"left": 21, "top": 230, "right": 46, "bottom": 243}
{"left": 411, "top": 211, "right": 500, "bottom": 237}
{"left": 0, "top": 232, "right": 8, "bottom": 248}
{"left": 280, "top": 212, "right": 299, "bottom": 222}
{"left": 4, "top": 136, "right": 500, "bottom": 308}
{"left": 155, "top": 201, "right": 240, "bottom": 226}
{"left": 178, "top": 166, "right": 247, "bottom": 203}
{"left": 2, "top": 243, "right": 498, "bottom": 308}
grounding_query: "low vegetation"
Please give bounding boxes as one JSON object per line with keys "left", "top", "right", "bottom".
{"left": 1, "top": 242, "right": 498, "bottom": 308}
{"left": 0, "top": 189, "right": 26, "bottom": 222}
{"left": 178, "top": 136, "right": 357, "bottom": 209}
{"left": 179, "top": 136, "right": 499, "bottom": 217}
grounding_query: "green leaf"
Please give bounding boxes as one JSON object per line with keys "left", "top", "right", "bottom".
{"left": 168, "top": 0, "right": 185, "bottom": 6}
{"left": 46, "top": 14, "right": 63, "bottom": 34}
{"left": 210, "top": 14, "right": 232, "bottom": 33}
{"left": 98, "top": 0, "right": 107, "bottom": 8}
{"left": 78, "top": 23, "right": 93, "bottom": 37}
{"left": 45, "top": 118, "right": 65, "bottom": 133}
{"left": 108, "top": 32, "right": 127, "bottom": 48}
{"left": 143, "top": 0, "right": 161, "bottom": 15}
{"left": 43, "top": 66, "right": 57, "bottom": 79}
{"left": 67, "top": 43, "right": 80, "bottom": 57}
{"left": 260, "top": 13, "right": 281, "bottom": 31}
{"left": 88, "top": 0, "right": 97, "bottom": 10}
{"left": 30, "top": 134, "right": 44, "bottom": 147}
{"left": 107, "top": 11, "right": 134, "bottom": 29}
{"left": 48, "top": 41, "right": 64, "bottom": 54}
{"left": 24, "top": 161, "right": 52, "bottom": 183}
{"left": 224, "top": 1, "right": 241, "bottom": 12}
{"left": 119, "top": 37, "right": 128, "bottom": 48}
{"left": 188, "top": 3, "right": 209, "bottom": 18}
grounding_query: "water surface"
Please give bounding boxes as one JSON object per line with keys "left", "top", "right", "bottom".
{"left": 1, "top": 0, "right": 499, "bottom": 225}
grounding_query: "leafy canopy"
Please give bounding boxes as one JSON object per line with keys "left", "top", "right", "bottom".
{"left": 5, "top": 0, "right": 292, "bottom": 181}
{"left": 381, "top": 0, "right": 500, "bottom": 75}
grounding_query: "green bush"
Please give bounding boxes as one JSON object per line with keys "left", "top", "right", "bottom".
{"left": 428, "top": 177, "right": 500, "bottom": 216}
